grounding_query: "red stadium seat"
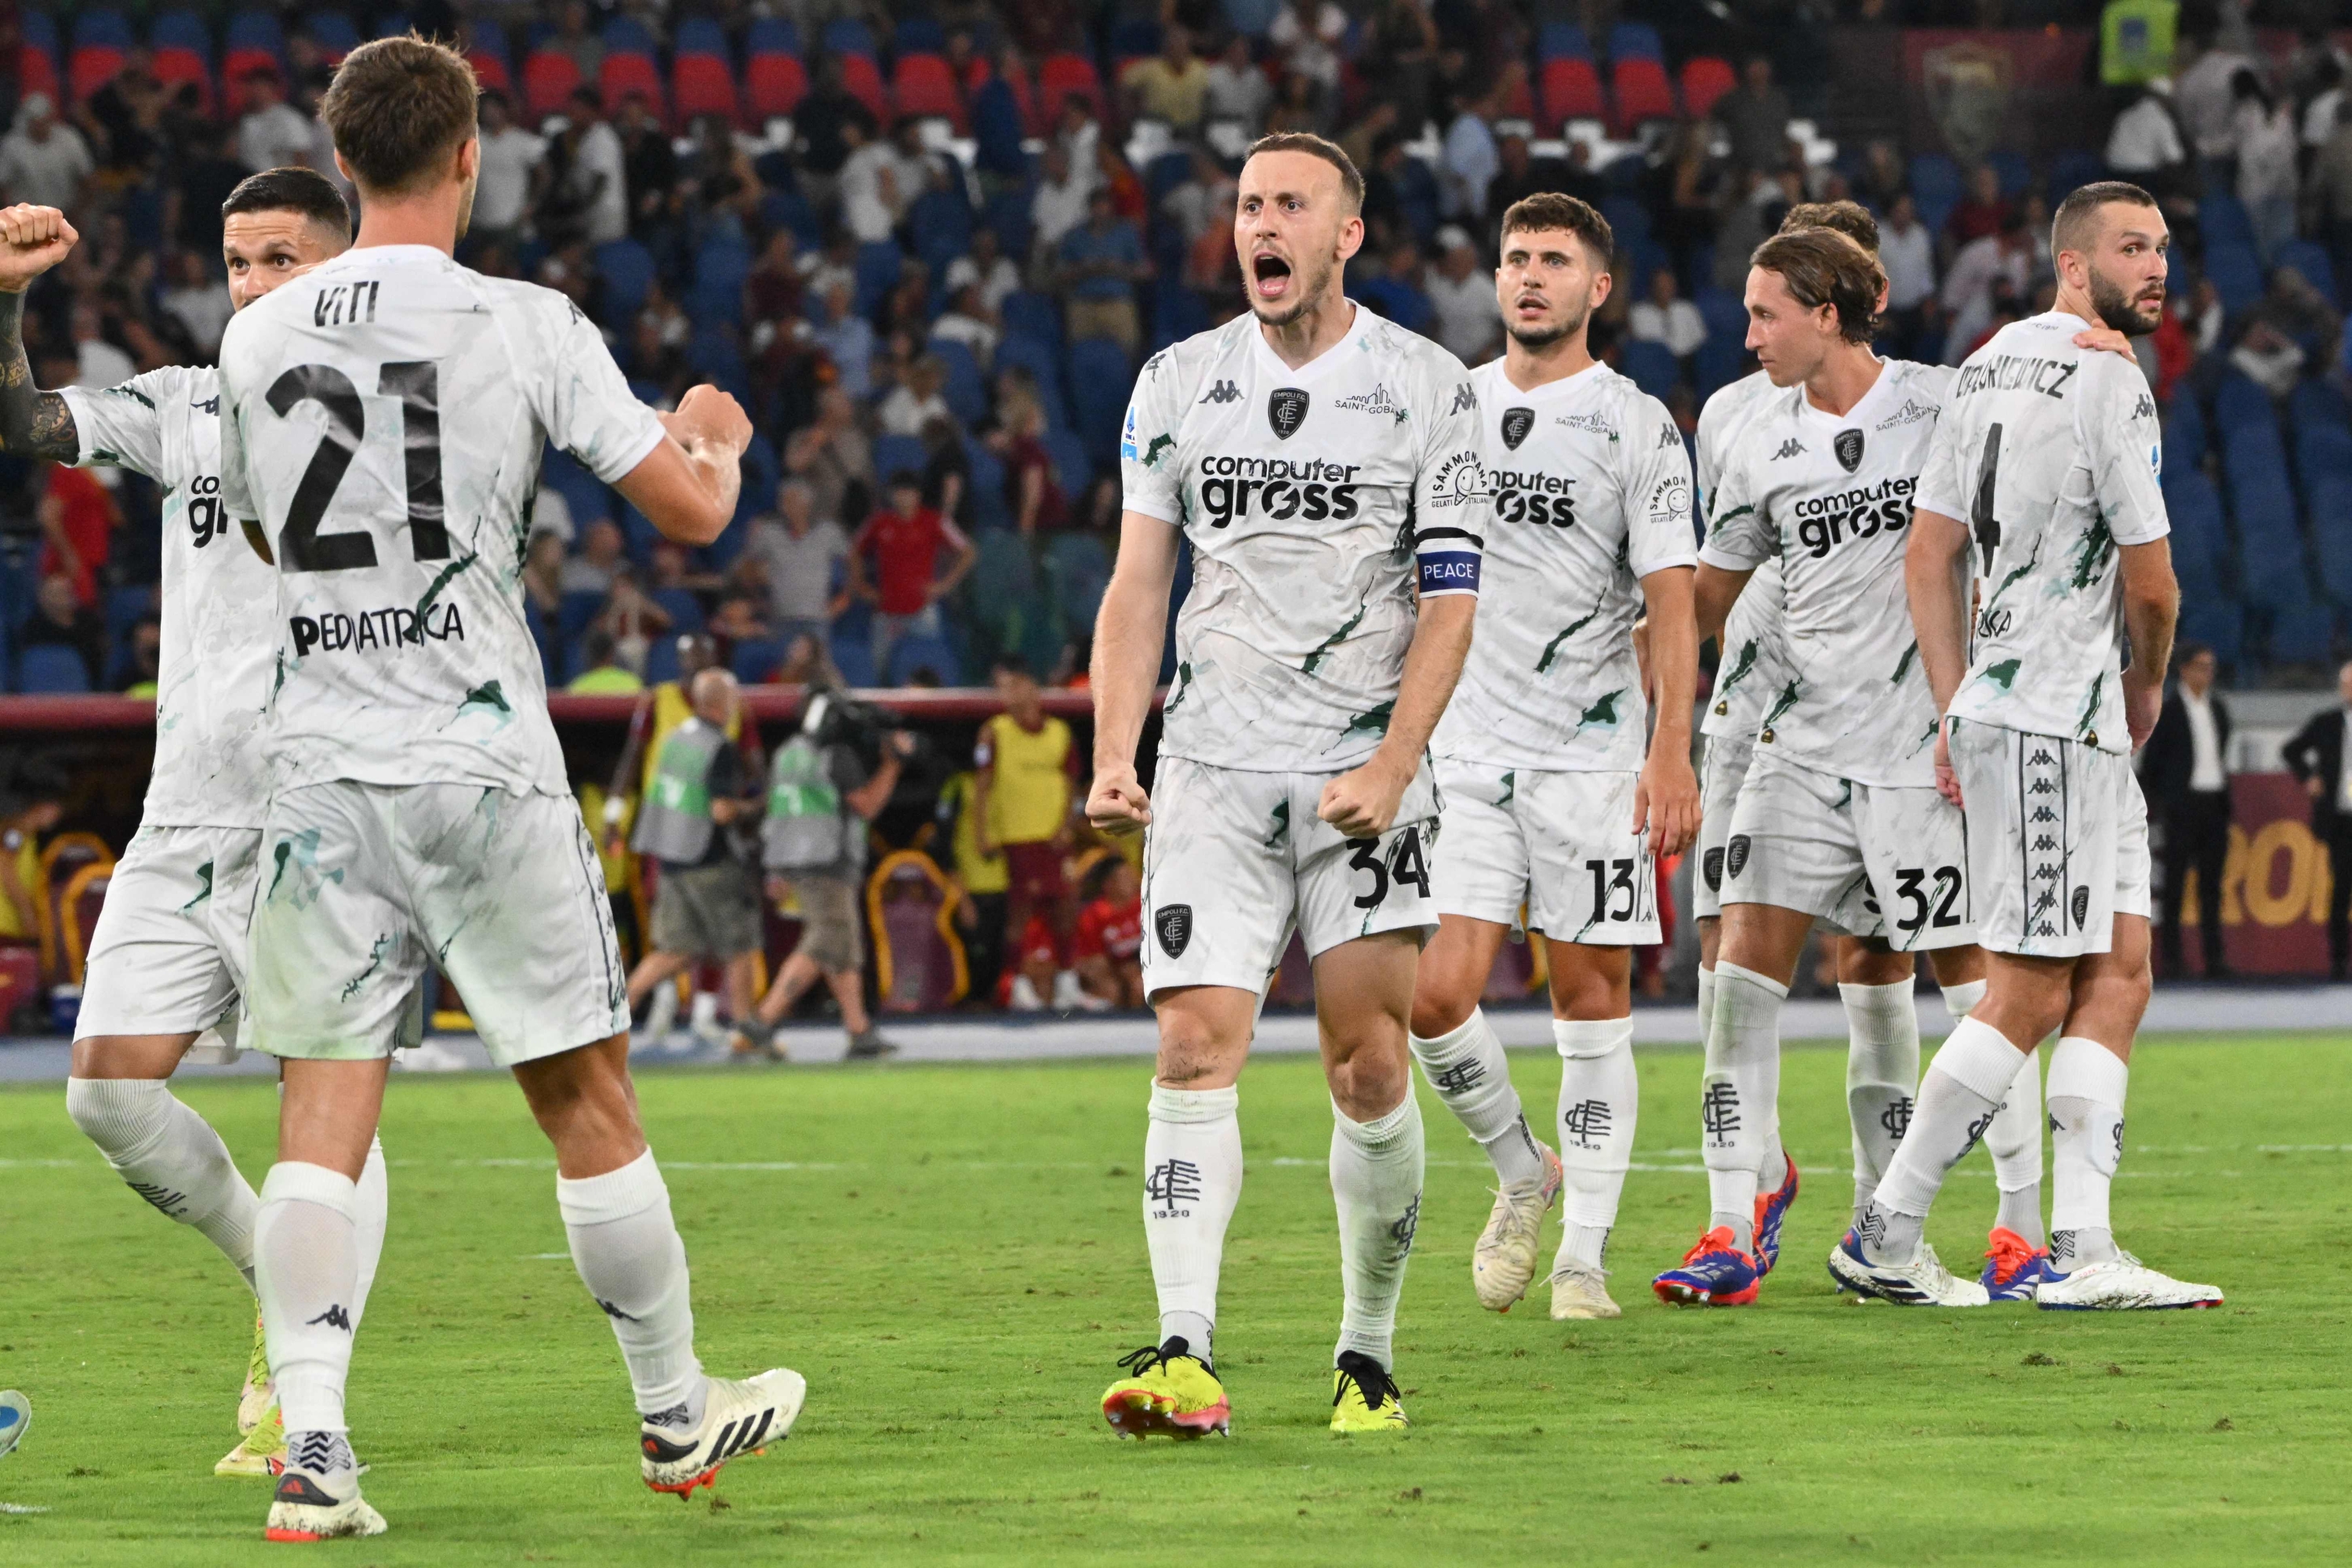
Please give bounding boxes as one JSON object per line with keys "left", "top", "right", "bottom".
{"left": 1611, "top": 57, "right": 1676, "bottom": 132}
{"left": 222, "top": 48, "right": 283, "bottom": 114}
{"left": 20, "top": 49, "right": 60, "bottom": 106}
{"left": 522, "top": 49, "right": 583, "bottom": 118}
{"left": 148, "top": 47, "right": 214, "bottom": 114}
{"left": 745, "top": 52, "right": 808, "bottom": 119}
{"left": 1496, "top": 66, "right": 1534, "bottom": 121}
{"left": 1680, "top": 56, "right": 1736, "bottom": 122}
{"left": 466, "top": 48, "right": 513, "bottom": 97}
{"left": 673, "top": 53, "right": 739, "bottom": 126}
{"left": 1540, "top": 57, "right": 1603, "bottom": 129}
{"left": 68, "top": 45, "right": 126, "bottom": 105}
{"left": 1036, "top": 51, "right": 1105, "bottom": 125}
{"left": 891, "top": 52, "right": 964, "bottom": 130}
{"left": 0, "top": 943, "right": 38, "bottom": 1024}
{"left": 599, "top": 51, "right": 666, "bottom": 118}
{"left": 839, "top": 52, "right": 887, "bottom": 121}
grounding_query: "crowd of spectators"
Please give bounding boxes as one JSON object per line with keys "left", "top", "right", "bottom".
{"left": 12, "top": 1, "right": 2352, "bottom": 1023}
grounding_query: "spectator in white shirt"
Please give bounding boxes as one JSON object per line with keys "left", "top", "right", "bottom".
{"left": 1268, "top": 0, "right": 1348, "bottom": 93}
{"left": 1876, "top": 192, "right": 1936, "bottom": 355}
{"left": 2106, "top": 82, "right": 2190, "bottom": 196}
{"left": 877, "top": 354, "right": 956, "bottom": 437}
{"left": 1940, "top": 212, "right": 2035, "bottom": 364}
{"left": 473, "top": 90, "right": 546, "bottom": 247}
{"left": 2176, "top": 34, "right": 2255, "bottom": 162}
{"left": 235, "top": 72, "right": 317, "bottom": 173}
{"left": 2233, "top": 68, "right": 2302, "bottom": 262}
{"left": 557, "top": 89, "right": 630, "bottom": 247}
{"left": 837, "top": 118, "right": 907, "bottom": 244}
{"left": 930, "top": 281, "right": 1002, "bottom": 364}
{"left": 0, "top": 94, "right": 94, "bottom": 215}
{"left": 943, "top": 226, "right": 1023, "bottom": 314}
{"left": 1628, "top": 267, "right": 1707, "bottom": 362}
{"left": 1423, "top": 226, "right": 1499, "bottom": 365}
{"left": 1030, "top": 143, "right": 1092, "bottom": 256}
{"left": 158, "top": 252, "right": 234, "bottom": 359}
{"left": 71, "top": 302, "right": 134, "bottom": 389}
{"left": 744, "top": 478, "right": 851, "bottom": 650}
{"left": 1204, "top": 34, "right": 1276, "bottom": 136}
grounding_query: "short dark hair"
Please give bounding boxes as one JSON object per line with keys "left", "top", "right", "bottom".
{"left": 2052, "top": 180, "right": 2159, "bottom": 256}
{"left": 2176, "top": 641, "right": 2214, "bottom": 666}
{"left": 1243, "top": 131, "right": 1364, "bottom": 213}
{"left": 1749, "top": 227, "right": 1885, "bottom": 343}
{"left": 993, "top": 653, "right": 1033, "bottom": 679}
{"left": 887, "top": 468, "right": 922, "bottom": 492}
{"left": 221, "top": 166, "right": 354, "bottom": 241}
{"left": 1499, "top": 192, "right": 1614, "bottom": 269}
{"left": 1780, "top": 199, "right": 1879, "bottom": 255}
{"left": 320, "top": 34, "right": 480, "bottom": 196}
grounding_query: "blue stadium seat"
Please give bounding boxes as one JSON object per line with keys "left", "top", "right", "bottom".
{"left": 1606, "top": 22, "right": 1662, "bottom": 60}
{"left": 1695, "top": 335, "right": 1744, "bottom": 400}
{"left": 651, "top": 587, "right": 706, "bottom": 633}
{"left": 2306, "top": 462, "right": 2352, "bottom": 608}
{"left": 1537, "top": 21, "right": 1589, "bottom": 60}
{"left": 2048, "top": 149, "right": 2107, "bottom": 202}
{"left": 71, "top": 9, "right": 136, "bottom": 49}
{"left": 18, "top": 645, "right": 92, "bottom": 695}
{"left": 983, "top": 187, "right": 1035, "bottom": 260}
{"left": 731, "top": 636, "right": 786, "bottom": 682}
{"left": 853, "top": 240, "right": 905, "bottom": 320}
{"left": 691, "top": 234, "right": 753, "bottom": 325}
{"left": 150, "top": 10, "right": 212, "bottom": 56}
{"left": 558, "top": 588, "right": 606, "bottom": 647}
{"left": 2162, "top": 469, "right": 2231, "bottom": 588}
{"left": 873, "top": 434, "right": 930, "bottom": 487}
{"left": 926, "top": 336, "right": 989, "bottom": 427}
{"left": 1065, "top": 337, "right": 1131, "bottom": 461}
{"left": 1986, "top": 150, "right": 2031, "bottom": 198}
{"left": 23, "top": 11, "right": 58, "bottom": 53}
{"left": 746, "top": 17, "right": 801, "bottom": 56}
{"left": 540, "top": 449, "right": 614, "bottom": 537}
{"left": 828, "top": 630, "right": 878, "bottom": 688}
{"left": 643, "top": 633, "right": 683, "bottom": 687}
{"left": 999, "top": 291, "right": 1062, "bottom": 350}
{"left": 676, "top": 17, "right": 731, "bottom": 59}
{"left": 1620, "top": 340, "right": 1679, "bottom": 400}
{"left": 1042, "top": 427, "right": 1092, "bottom": 499}
{"left": 1907, "top": 154, "right": 1962, "bottom": 234}
{"left": 2163, "top": 390, "right": 2207, "bottom": 472}
{"left": 972, "top": 77, "right": 1029, "bottom": 177}
{"left": 735, "top": 432, "right": 779, "bottom": 528}
{"left": 2205, "top": 241, "right": 2264, "bottom": 314}
{"left": 2199, "top": 193, "right": 2256, "bottom": 249}
{"left": 965, "top": 437, "right": 1011, "bottom": 530}
{"left": 908, "top": 185, "right": 974, "bottom": 276}
{"left": 1600, "top": 195, "right": 1651, "bottom": 244}
{"left": 594, "top": 238, "right": 655, "bottom": 322}
{"left": 895, "top": 16, "right": 949, "bottom": 55}
{"left": 1043, "top": 532, "right": 1111, "bottom": 631}
{"left": 2266, "top": 596, "right": 2337, "bottom": 665}
{"left": 759, "top": 187, "right": 822, "bottom": 249}
{"left": 2177, "top": 596, "right": 2243, "bottom": 666}
{"left": 887, "top": 633, "right": 962, "bottom": 684}
{"left": 822, "top": 17, "right": 877, "bottom": 58}
{"left": 2278, "top": 239, "right": 2341, "bottom": 307}
{"left": 304, "top": 13, "right": 361, "bottom": 56}
{"left": 993, "top": 333, "right": 1069, "bottom": 428}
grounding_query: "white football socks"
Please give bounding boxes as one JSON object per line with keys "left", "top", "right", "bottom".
{"left": 1694, "top": 962, "right": 1717, "bottom": 1055}
{"left": 1700, "top": 962, "right": 1784, "bottom": 1251}
{"left": 1142, "top": 1082, "right": 1243, "bottom": 1360}
{"left": 353, "top": 1137, "right": 389, "bottom": 1326}
{"left": 1330, "top": 1093, "right": 1423, "bottom": 1371}
{"left": 2047, "top": 1036, "right": 2129, "bottom": 1272}
{"left": 255, "top": 1161, "right": 362, "bottom": 1434}
{"left": 1862, "top": 1018, "right": 2029, "bottom": 1262}
{"left": 1985, "top": 1051, "right": 2046, "bottom": 1247}
{"left": 1840, "top": 979, "right": 1920, "bottom": 1229}
{"left": 67, "top": 1076, "right": 262, "bottom": 1290}
{"left": 1408, "top": 1008, "right": 1548, "bottom": 1192}
{"left": 1552, "top": 1016, "right": 1636, "bottom": 1272}
{"left": 556, "top": 1150, "right": 704, "bottom": 1422}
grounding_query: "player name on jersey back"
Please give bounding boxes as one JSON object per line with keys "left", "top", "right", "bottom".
{"left": 1432, "top": 358, "right": 1695, "bottom": 772}
{"left": 1915, "top": 311, "right": 2170, "bottom": 755}
{"left": 1700, "top": 359, "right": 1952, "bottom": 788}
{"left": 1117, "top": 305, "right": 1488, "bottom": 772}
{"left": 217, "top": 245, "right": 665, "bottom": 796}
{"left": 63, "top": 365, "right": 277, "bottom": 829}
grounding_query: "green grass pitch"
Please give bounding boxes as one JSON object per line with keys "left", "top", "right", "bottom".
{"left": 2, "top": 1032, "right": 2349, "bottom": 1563}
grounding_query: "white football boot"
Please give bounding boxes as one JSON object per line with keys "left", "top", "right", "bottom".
{"left": 1472, "top": 1145, "right": 1563, "bottom": 1312}
{"left": 2037, "top": 1252, "right": 2223, "bottom": 1311}
{"left": 641, "top": 1369, "right": 808, "bottom": 1497}
{"left": 1548, "top": 1261, "right": 1621, "bottom": 1320}
{"left": 263, "top": 1437, "right": 386, "bottom": 1541}
{"left": 1827, "top": 1232, "right": 1991, "bottom": 1306}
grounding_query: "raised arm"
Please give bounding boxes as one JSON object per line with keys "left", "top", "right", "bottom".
{"left": 615, "top": 386, "right": 753, "bottom": 546}
{"left": 0, "top": 205, "right": 82, "bottom": 461}
{"left": 1085, "top": 511, "right": 1181, "bottom": 834}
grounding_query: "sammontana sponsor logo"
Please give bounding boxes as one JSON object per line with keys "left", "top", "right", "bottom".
{"left": 1790, "top": 474, "right": 1915, "bottom": 558}
{"left": 1873, "top": 398, "right": 1937, "bottom": 431}
{"left": 1197, "top": 452, "right": 1362, "bottom": 526}
{"left": 1952, "top": 354, "right": 2079, "bottom": 400}
{"left": 1427, "top": 448, "right": 1489, "bottom": 508}
{"left": 289, "top": 601, "right": 467, "bottom": 656}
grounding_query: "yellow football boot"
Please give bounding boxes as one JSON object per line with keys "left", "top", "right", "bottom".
{"left": 1329, "top": 1352, "right": 1407, "bottom": 1435}
{"left": 1100, "top": 1339, "right": 1231, "bottom": 1439}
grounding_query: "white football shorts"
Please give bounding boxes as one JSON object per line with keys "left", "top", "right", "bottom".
{"left": 1140, "top": 757, "right": 1439, "bottom": 999}
{"left": 1693, "top": 731, "right": 1755, "bottom": 923}
{"left": 244, "top": 782, "right": 627, "bottom": 1066}
{"left": 1719, "top": 746, "right": 1977, "bottom": 951}
{"left": 1947, "top": 719, "right": 2151, "bottom": 958}
{"left": 1430, "top": 757, "right": 1660, "bottom": 945}
{"left": 75, "top": 825, "right": 260, "bottom": 1048}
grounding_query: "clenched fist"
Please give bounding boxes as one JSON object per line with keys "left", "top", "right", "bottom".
{"left": 0, "top": 205, "right": 77, "bottom": 293}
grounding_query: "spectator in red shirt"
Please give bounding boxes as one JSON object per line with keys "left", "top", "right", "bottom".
{"left": 1945, "top": 162, "right": 2013, "bottom": 249}
{"left": 847, "top": 470, "right": 977, "bottom": 681}
{"left": 1073, "top": 856, "right": 1144, "bottom": 1009}
{"left": 40, "top": 461, "right": 119, "bottom": 607}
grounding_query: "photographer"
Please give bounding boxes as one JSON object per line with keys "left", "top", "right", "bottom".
{"left": 621, "top": 670, "right": 767, "bottom": 1053}
{"left": 746, "top": 691, "right": 911, "bottom": 1059}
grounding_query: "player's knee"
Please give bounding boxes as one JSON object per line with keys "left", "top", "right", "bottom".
{"left": 65, "top": 1073, "right": 168, "bottom": 1156}
{"left": 1838, "top": 940, "right": 1915, "bottom": 988}
{"left": 1550, "top": 951, "right": 1631, "bottom": 1021}
{"left": 1407, "top": 986, "right": 1474, "bottom": 1041}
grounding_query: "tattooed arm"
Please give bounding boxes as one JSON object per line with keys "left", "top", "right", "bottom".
{"left": 0, "top": 204, "right": 82, "bottom": 461}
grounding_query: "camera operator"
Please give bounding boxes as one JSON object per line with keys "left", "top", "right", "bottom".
{"left": 744, "top": 689, "right": 913, "bottom": 1059}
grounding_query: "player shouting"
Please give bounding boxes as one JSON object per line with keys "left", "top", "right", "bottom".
{"left": 0, "top": 176, "right": 387, "bottom": 1479}
{"left": 213, "top": 38, "right": 799, "bottom": 1539}
{"left": 1403, "top": 192, "right": 1700, "bottom": 1322}
{"left": 1835, "top": 182, "right": 2223, "bottom": 1311}
{"left": 1090, "top": 132, "right": 1486, "bottom": 1437}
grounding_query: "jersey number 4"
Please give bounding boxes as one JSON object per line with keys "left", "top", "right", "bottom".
{"left": 1969, "top": 421, "right": 2003, "bottom": 575}
{"left": 269, "top": 361, "right": 447, "bottom": 572}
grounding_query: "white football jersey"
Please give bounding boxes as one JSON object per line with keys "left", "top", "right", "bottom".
{"left": 1914, "top": 312, "right": 2169, "bottom": 755}
{"left": 1118, "top": 304, "right": 1488, "bottom": 772}
{"left": 63, "top": 367, "right": 272, "bottom": 829}
{"left": 1701, "top": 359, "right": 1953, "bottom": 787}
{"left": 1432, "top": 358, "right": 1695, "bottom": 772}
{"left": 1693, "top": 371, "right": 1786, "bottom": 742}
{"left": 216, "top": 246, "right": 663, "bottom": 795}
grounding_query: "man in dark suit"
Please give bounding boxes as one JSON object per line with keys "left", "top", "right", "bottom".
{"left": 2284, "top": 659, "right": 2352, "bottom": 981}
{"left": 2143, "top": 644, "right": 2235, "bottom": 978}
